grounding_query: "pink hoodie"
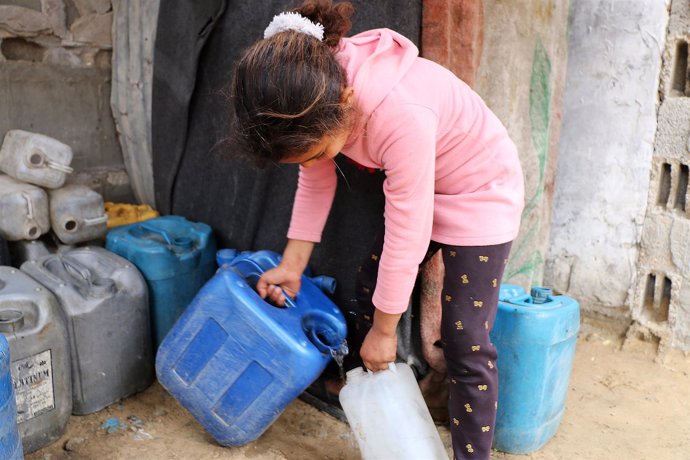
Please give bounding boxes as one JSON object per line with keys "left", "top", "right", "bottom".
{"left": 288, "top": 29, "right": 524, "bottom": 314}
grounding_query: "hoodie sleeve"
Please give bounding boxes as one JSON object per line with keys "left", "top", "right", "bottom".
{"left": 287, "top": 159, "right": 337, "bottom": 243}
{"left": 369, "top": 105, "right": 438, "bottom": 314}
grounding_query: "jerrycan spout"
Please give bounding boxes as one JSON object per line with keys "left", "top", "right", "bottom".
{"left": 302, "top": 311, "right": 347, "bottom": 356}
{"left": 216, "top": 248, "right": 239, "bottom": 267}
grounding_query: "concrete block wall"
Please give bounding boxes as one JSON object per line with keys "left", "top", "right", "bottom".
{"left": 545, "top": 1, "right": 669, "bottom": 325}
{"left": 0, "top": 0, "right": 133, "bottom": 202}
{"left": 633, "top": 0, "right": 690, "bottom": 350}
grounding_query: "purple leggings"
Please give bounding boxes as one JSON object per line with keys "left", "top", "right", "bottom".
{"left": 344, "top": 233, "right": 512, "bottom": 460}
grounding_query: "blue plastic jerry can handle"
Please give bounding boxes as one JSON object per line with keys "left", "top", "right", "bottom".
{"left": 231, "top": 256, "right": 298, "bottom": 309}
{"left": 132, "top": 223, "right": 194, "bottom": 249}
{"left": 220, "top": 249, "right": 337, "bottom": 298}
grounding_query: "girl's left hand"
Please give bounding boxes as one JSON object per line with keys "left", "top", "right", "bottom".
{"left": 360, "top": 326, "right": 397, "bottom": 372}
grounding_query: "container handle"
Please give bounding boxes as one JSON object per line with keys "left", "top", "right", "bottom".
{"left": 231, "top": 257, "right": 297, "bottom": 309}
{"left": 60, "top": 257, "right": 93, "bottom": 283}
{"left": 21, "top": 192, "right": 34, "bottom": 220}
{"left": 46, "top": 159, "right": 74, "bottom": 174}
{"left": 20, "top": 192, "right": 41, "bottom": 239}
{"left": 48, "top": 256, "right": 116, "bottom": 296}
{"left": 83, "top": 215, "right": 108, "bottom": 226}
{"left": 366, "top": 362, "right": 397, "bottom": 375}
{"left": 133, "top": 224, "right": 174, "bottom": 245}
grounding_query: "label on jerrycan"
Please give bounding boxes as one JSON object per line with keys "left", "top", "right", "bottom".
{"left": 12, "top": 349, "right": 55, "bottom": 423}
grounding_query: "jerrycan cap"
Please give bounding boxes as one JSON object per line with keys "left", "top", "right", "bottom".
{"left": 531, "top": 287, "right": 553, "bottom": 304}
{"left": 0, "top": 310, "right": 25, "bottom": 333}
{"left": 24, "top": 221, "right": 40, "bottom": 240}
{"left": 26, "top": 150, "right": 46, "bottom": 168}
{"left": 216, "top": 248, "right": 239, "bottom": 267}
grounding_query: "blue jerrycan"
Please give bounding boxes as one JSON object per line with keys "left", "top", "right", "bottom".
{"left": 156, "top": 249, "right": 347, "bottom": 447}
{"left": 0, "top": 334, "right": 23, "bottom": 460}
{"left": 490, "top": 286, "right": 580, "bottom": 454}
{"left": 105, "top": 216, "right": 217, "bottom": 347}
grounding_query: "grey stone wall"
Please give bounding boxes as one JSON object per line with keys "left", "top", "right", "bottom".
{"left": 0, "top": 0, "right": 132, "bottom": 202}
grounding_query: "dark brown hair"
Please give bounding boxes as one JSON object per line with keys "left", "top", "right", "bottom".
{"left": 232, "top": 1, "right": 355, "bottom": 167}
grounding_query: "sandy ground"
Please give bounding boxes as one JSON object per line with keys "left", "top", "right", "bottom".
{"left": 25, "top": 314, "right": 690, "bottom": 460}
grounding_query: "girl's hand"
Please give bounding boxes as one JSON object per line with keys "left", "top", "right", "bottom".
{"left": 258, "top": 239, "right": 314, "bottom": 306}
{"left": 360, "top": 327, "right": 397, "bottom": 372}
{"left": 257, "top": 265, "right": 302, "bottom": 306}
{"left": 360, "top": 309, "right": 400, "bottom": 371}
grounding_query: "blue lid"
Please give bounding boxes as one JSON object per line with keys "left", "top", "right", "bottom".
{"left": 530, "top": 287, "right": 553, "bottom": 304}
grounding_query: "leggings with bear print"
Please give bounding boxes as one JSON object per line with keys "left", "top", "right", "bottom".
{"left": 344, "top": 231, "right": 513, "bottom": 460}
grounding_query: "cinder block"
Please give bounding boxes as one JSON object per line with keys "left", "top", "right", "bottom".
{"left": 655, "top": 98, "right": 690, "bottom": 160}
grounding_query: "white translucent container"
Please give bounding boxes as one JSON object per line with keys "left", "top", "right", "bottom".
{"left": 0, "top": 130, "right": 74, "bottom": 189}
{"left": 49, "top": 185, "right": 107, "bottom": 244}
{"left": 0, "top": 175, "right": 50, "bottom": 241}
{"left": 339, "top": 363, "right": 448, "bottom": 460}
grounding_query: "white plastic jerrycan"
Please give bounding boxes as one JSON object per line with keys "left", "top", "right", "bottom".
{"left": 339, "top": 362, "right": 448, "bottom": 460}
{"left": 49, "top": 185, "right": 107, "bottom": 244}
{"left": 0, "top": 175, "right": 50, "bottom": 241}
{"left": 0, "top": 130, "right": 74, "bottom": 189}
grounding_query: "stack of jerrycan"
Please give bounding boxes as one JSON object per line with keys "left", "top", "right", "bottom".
{"left": 0, "top": 267, "right": 71, "bottom": 454}
{"left": 156, "top": 249, "right": 348, "bottom": 446}
{"left": 0, "top": 334, "right": 23, "bottom": 460}
{"left": 105, "top": 216, "right": 217, "bottom": 347}
{"left": 21, "top": 246, "right": 154, "bottom": 415}
{"left": 105, "top": 202, "right": 159, "bottom": 229}
{"left": 0, "top": 130, "right": 108, "bottom": 248}
{"left": 490, "top": 284, "right": 580, "bottom": 454}
{"left": 0, "top": 130, "right": 72, "bottom": 243}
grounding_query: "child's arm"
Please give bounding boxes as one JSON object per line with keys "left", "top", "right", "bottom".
{"left": 360, "top": 309, "right": 402, "bottom": 371}
{"left": 257, "top": 238, "right": 314, "bottom": 306}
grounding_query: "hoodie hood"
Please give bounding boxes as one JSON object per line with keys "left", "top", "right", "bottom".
{"left": 335, "top": 29, "right": 419, "bottom": 140}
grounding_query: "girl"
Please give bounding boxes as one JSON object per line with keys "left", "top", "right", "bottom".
{"left": 232, "top": 1, "right": 524, "bottom": 458}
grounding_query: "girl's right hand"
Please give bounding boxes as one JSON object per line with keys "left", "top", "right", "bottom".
{"left": 257, "top": 264, "right": 302, "bottom": 307}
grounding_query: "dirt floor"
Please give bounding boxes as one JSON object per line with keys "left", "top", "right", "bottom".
{"left": 25, "top": 314, "right": 690, "bottom": 460}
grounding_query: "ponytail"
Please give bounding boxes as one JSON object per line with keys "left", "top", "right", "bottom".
{"left": 294, "top": 0, "right": 354, "bottom": 47}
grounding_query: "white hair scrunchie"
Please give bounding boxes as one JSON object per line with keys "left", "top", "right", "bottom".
{"left": 263, "top": 12, "right": 325, "bottom": 41}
